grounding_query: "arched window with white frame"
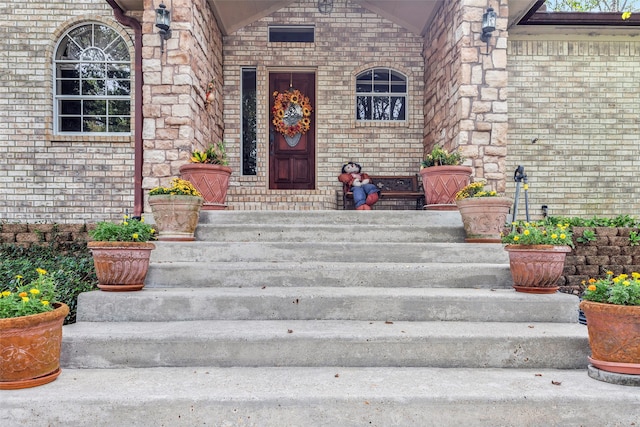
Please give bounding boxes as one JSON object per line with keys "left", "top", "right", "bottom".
{"left": 54, "top": 23, "right": 131, "bottom": 135}
{"left": 355, "top": 68, "right": 407, "bottom": 122}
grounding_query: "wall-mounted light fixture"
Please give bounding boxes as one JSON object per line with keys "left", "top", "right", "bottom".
{"left": 480, "top": 6, "right": 497, "bottom": 54}
{"left": 318, "top": 0, "right": 333, "bottom": 14}
{"left": 155, "top": 3, "right": 172, "bottom": 53}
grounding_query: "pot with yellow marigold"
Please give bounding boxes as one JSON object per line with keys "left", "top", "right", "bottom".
{"left": 87, "top": 215, "right": 157, "bottom": 292}
{"left": 454, "top": 180, "right": 512, "bottom": 243}
{"left": 501, "top": 220, "right": 574, "bottom": 294}
{"left": 0, "top": 268, "right": 69, "bottom": 389}
{"left": 579, "top": 271, "right": 640, "bottom": 378}
{"left": 149, "top": 178, "right": 203, "bottom": 241}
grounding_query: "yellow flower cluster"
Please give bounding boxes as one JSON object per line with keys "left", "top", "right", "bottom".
{"left": 455, "top": 180, "right": 499, "bottom": 200}
{"left": 583, "top": 271, "right": 640, "bottom": 306}
{"left": 149, "top": 178, "right": 202, "bottom": 197}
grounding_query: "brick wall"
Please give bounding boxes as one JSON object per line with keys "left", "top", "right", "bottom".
{"left": 222, "top": 0, "right": 425, "bottom": 210}
{"left": 507, "top": 37, "right": 640, "bottom": 218}
{"left": 0, "top": 0, "right": 138, "bottom": 223}
{"left": 561, "top": 227, "right": 640, "bottom": 295}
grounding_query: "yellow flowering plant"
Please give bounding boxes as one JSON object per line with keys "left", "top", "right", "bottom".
{"left": 90, "top": 215, "right": 156, "bottom": 242}
{"left": 501, "top": 220, "right": 574, "bottom": 247}
{"left": 455, "top": 180, "right": 500, "bottom": 200}
{"left": 0, "top": 268, "right": 57, "bottom": 318}
{"left": 420, "top": 146, "right": 464, "bottom": 168}
{"left": 582, "top": 271, "right": 640, "bottom": 306}
{"left": 149, "top": 178, "right": 202, "bottom": 197}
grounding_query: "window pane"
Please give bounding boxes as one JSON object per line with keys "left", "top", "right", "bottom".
{"left": 107, "top": 79, "right": 130, "bottom": 96}
{"left": 105, "top": 38, "right": 129, "bottom": 61}
{"left": 94, "top": 25, "right": 117, "bottom": 50}
{"left": 107, "top": 64, "right": 130, "bottom": 78}
{"left": 60, "top": 117, "right": 81, "bottom": 132}
{"left": 59, "top": 79, "right": 80, "bottom": 96}
{"left": 108, "top": 117, "right": 130, "bottom": 133}
{"left": 373, "top": 69, "right": 390, "bottom": 82}
{"left": 109, "top": 100, "right": 130, "bottom": 115}
{"left": 372, "top": 96, "right": 390, "bottom": 120}
{"left": 391, "top": 97, "right": 405, "bottom": 120}
{"left": 81, "top": 62, "right": 106, "bottom": 79}
{"left": 242, "top": 68, "right": 257, "bottom": 176}
{"left": 82, "top": 79, "right": 105, "bottom": 96}
{"left": 60, "top": 100, "right": 81, "bottom": 115}
{"left": 356, "top": 70, "right": 372, "bottom": 93}
{"left": 83, "top": 117, "right": 106, "bottom": 133}
{"left": 83, "top": 100, "right": 106, "bottom": 115}
{"left": 356, "top": 96, "right": 371, "bottom": 120}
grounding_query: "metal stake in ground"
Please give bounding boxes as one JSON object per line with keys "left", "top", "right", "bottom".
{"left": 512, "top": 165, "right": 530, "bottom": 225}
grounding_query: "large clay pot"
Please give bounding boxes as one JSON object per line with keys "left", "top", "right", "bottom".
{"left": 149, "top": 194, "right": 203, "bottom": 241}
{"left": 456, "top": 197, "right": 512, "bottom": 243}
{"left": 419, "top": 165, "right": 473, "bottom": 210}
{"left": 88, "top": 241, "right": 155, "bottom": 291}
{"left": 504, "top": 244, "right": 572, "bottom": 294}
{"left": 0, "top": 302, "right": 69, "bottom": 389}
{"left": 580, "top": 300, "right": 640, "bottom": 375}
{"left": 179, "top": 163, "right": 232, "bottom": 210}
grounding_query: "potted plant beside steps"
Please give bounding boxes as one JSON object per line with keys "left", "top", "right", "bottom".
{"left": 501, "top": 220, "right": 574, "bottom": 294}
{"left": 179, "top": 141, "right": 232, "bottom": 210}
{"left": 454, "top": 180, "right": 512, "bottom": 243}
{"left": 419, "top": 145, "right": 472, "bottom": 210}
{"left": 87, "top": 215, "right": 156, "bottom": 292}
{"left": 580, "top": 271, "right": 640, "bottom": 378}
{"left": 0, "top": 268, "right": 69, "bottom": 389}
{"left": 148, "top": 178, "right": 203, "bottom": 241}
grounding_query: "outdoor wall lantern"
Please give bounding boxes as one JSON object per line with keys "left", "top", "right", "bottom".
{"left": 155, "top": 3, "right": 172, "bottom": 53}
{"left": 480, "top": 6, "right": 497, "bottom": 54}
{"left": 318, "top": 0, "right": 333, "bottom": 14}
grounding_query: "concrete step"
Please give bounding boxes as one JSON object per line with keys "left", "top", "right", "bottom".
{"left": 76, "top": 288, "right": 580, "bottom": 323}
{"left": 197, "top": 209, "right": 462, "bottom": 226}
{"left": 195, "top": 222, "right": 465, "bottom": 243}
{"left": 61, "top": 320, "right": 589, "bottom": 369}
{"left": 6, "top": 367, "right": 636, "bottom": 426}
{"left": 145, "top": 261, "right": 512, "bottom": 288}
{"left": 149, "top": 241, "right": 510, "bottom": 264}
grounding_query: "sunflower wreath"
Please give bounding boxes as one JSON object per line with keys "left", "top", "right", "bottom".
{"left": 272, "top": 89, "right": 313, "bottom": 137}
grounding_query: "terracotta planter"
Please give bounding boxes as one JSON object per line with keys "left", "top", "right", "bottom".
{"left": 419, "top": 165, "right": 473, "bottom": 210}
{"left": 580, "top": 300, "right": 640, "bottom": 375}
{"left": 88, "top": 241, "right": 155, "bottom": 291}
{"left": 149, "top": 194, "right": 203, "bottom": 241}
{"left": 504, "top": 244, "right": 571, "bottom": 293}
{"left": 456, "top": 197, "right": 512, "bottom": 243}
{"left": 179, "top": 163, "right": 232, "bottom": 210}
{"left": 0, "top": 302, "right": 69, "bottom": 389}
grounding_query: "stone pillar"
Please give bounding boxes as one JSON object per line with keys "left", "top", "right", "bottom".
{"left": 140, "top": 0, "right": 223, "bottom": 200}
{"left": 424, "top": 0, "right": 508, "bottom": 193}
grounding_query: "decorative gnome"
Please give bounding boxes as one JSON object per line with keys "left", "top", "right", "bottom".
{"left": 338, "top": 161, "right": 380, "bottom": 210}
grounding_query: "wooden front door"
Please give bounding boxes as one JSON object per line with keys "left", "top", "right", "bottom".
{"left": 269, "top": 72, "right": 316, "bottom": 190}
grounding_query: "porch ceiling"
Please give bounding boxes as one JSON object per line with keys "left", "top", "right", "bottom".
{"left": 114, "top": 0, "right": 540, "bottom": 36}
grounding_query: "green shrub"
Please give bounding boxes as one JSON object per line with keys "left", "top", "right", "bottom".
{"left": 0, "top": 243, "right": 98, "bottom": 324}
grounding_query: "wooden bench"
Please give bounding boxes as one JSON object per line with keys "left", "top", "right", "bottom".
{"left": 342, "top": 175, "right": 425, "bottom": 210}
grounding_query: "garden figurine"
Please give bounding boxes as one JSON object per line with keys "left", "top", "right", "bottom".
{"left": 338, "top": 161, "right": 380, "bottom": 210}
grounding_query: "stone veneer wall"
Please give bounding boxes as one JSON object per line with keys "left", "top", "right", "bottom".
{"left": 0, "top": 224, "right": 90, "bottom": 249}
{"left": 141, "top": 0, "right": 223, "bottom": 208}
{"left": 507, "top": 36, "right": 640, "bottom": 218}
{"left": 423, "top": 0, "right": 509, "bottom": 193}
{"left": 0, "top": 1, "right": 137, "bottom": 223}
{"left": 560, "top": 227, "right": 640, "bottom": 295}
{"left": 221, "top": 0, "right": 425, "bottom": 210}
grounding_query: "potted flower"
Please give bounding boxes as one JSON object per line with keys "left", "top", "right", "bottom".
{"left": 580, "top": 271, "right": 640, "bottom": 376}
{"left": 501, "top": 220, "right": 574, "bottom": 293}
{"left": 419, "top": 145, "right": 472, "bottom": 210}
{"left": 454, "top": 180, "right": 512, "bottom": 243}
{"left": 148, "top": 178, "right": 203, "bottom": 241}
{"left": 0, "top": 268, "right": 69, "bottom": 389}
{"left": 88, "top": 215, "right": 156, "bottom": 292}
{"left": 179, "top": 141, "right": 232, "bottom": 210}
